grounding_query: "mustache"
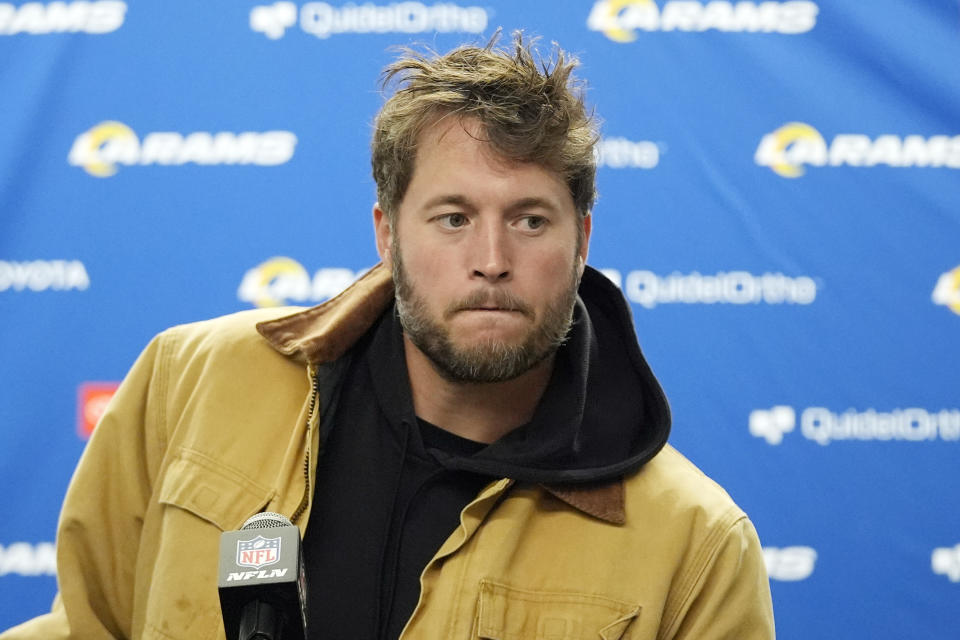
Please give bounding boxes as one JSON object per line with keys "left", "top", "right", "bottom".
{"left": 445, "top": 289, "right": 533, "bottom": 318}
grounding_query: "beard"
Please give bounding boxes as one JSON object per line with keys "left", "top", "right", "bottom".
{"left": 392, "top": 243, "right": 581, "bottom": 384}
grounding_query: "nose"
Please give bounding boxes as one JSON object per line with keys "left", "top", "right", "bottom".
{"left": 471, "top": 223, "right": 511, "bottom": 283}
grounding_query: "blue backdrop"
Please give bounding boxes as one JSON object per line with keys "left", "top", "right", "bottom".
{"left": 2, "top": 1, "right": 959, "bottom": 637}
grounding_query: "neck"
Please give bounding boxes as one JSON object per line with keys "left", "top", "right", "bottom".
{"left": 403, "top": 335, "right": 554, "bottom": 444}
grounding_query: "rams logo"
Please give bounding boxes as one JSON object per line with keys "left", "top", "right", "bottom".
{"left": 591, "top": 0, "right": 653, "bottom": 42}
{"left": 932, "top": 266, "right": 960, "bottom": 316}
{"left": 754, "top": 122, "right": 826, "bottom": 178}
{"left": 587, "top": 0, "right": 819, "bottom": 41}
{"left": 237, "top": 257, "right": 312, "bottom": 308}
{"left": 69, "top": 121, "right": 138, "bottom": 177}
{"left": 756, "top": 123, "right": 960, "bottom": 177}
{"left": 68, "top": 121, "right": 298, "bottom": 177}
{"left": 237, "top": 258, "right": 362, "bottom": 308}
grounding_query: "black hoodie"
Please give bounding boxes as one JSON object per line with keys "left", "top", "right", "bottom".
{"left": 303, "top": 265, "right": 671, "bottom": 639}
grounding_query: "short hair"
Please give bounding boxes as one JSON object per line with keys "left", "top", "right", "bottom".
{"left": 371, "top": 31, "right": 599, "bottom": 222}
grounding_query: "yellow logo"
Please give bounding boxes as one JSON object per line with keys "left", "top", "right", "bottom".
{"left": 586, "top": 0, "right": 819, "bottom": 40}
{"left": 69, "top": 121, "right": 137, "bottom": 177}
{"left": 237, "top": 257, "right": 311, "bottom": 308}
{"left": 237, "top": 258, "right": 361, "bottom": 308}
{"left": 68, "top": 121, "right": 298, "bottom": 177}
{"left": 754, "top": 122, "right": 826, "bottom": 178}
{"left": 932, "top": 266, "right": 960, "bottom": 316}
{"left": 756, "top": 124, "right": 960, "bottom": 177}
{"left": 591, "top": 0, "right": 652, "bottom": 42}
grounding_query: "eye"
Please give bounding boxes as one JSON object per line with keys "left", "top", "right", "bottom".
{"left": 521, "top": 215, "right": 547, "bottom": 231}
{"left": 438, "top": 213, "right": 468, "bottom": 229}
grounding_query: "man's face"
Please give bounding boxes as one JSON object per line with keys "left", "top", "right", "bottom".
{"left": 374, "top": 117, "right": 591, "bottom": 383}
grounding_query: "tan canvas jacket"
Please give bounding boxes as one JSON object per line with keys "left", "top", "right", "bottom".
{"left": 2, "top": 264, "right": 775, "bottom": 639}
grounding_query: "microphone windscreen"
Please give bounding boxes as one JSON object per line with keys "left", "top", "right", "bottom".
{"left": 218, "top": 512, "right": 307, "bottom": 640}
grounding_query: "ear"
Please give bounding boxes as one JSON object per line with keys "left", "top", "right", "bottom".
{"left": 577, "top": 213, "right": 592, "bottom": 277}
{"left": 373, "top": 203, "right": 393, "bottom": 268}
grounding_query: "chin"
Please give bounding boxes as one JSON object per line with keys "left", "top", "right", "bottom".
{"left": 453, "top": 325, "right": 528, "bottom": 347}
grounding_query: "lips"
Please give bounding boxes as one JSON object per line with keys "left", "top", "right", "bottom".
{"left": 444, "top": 289, "right": 533, "bottom": 319}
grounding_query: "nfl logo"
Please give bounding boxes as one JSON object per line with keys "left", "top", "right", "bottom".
{"left": 236, "top": 535, "right": 282, "bottom": 569}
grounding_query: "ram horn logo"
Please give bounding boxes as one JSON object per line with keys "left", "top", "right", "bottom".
{"left": 236, "top": 535, "right": 281, "bottom": 569}
{"left": 590, "top": 0, "right": 655, "bottom": 42}
{"left": 237, "top": 257, "right": 311, "bottom": 308}
{"left": 932, "top": 265, "right": 960, "bottom": 316}
{"left": 754, "top": 122, "right": 827, "bottom": 178}
{"left": 68, "top": 121, "right": 138, "bottom": 177}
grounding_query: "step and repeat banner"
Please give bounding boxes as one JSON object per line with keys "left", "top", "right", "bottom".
{"left": 1, "top": 1, "right": 958, "bottom": 637}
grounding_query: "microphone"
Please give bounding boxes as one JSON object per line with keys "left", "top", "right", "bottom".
{"left": 218, "top": 512, "right": 307, "bottom": 640}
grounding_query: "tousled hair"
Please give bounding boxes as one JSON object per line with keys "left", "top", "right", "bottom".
{"left": 371, "top": 31, "right": 599, "bottom": 221}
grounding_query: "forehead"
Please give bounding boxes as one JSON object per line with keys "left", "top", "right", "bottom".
{"left": 406, "top": 116, "right": 573, "bottom": 204}
{"left": 416, "top": 117, "right": 513, "bottom": 170}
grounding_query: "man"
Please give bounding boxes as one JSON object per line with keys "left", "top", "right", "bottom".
{"left": 3, "top": 34, "right": 774, "bottom": 639}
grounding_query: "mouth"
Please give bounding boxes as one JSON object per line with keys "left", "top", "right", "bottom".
{"left": 458, "top": 303, "right": 531, "bottom": 317}
{"left": 446, "top": 290, "right": 532, "bottom": 319}
{"left": 449, "top": 306, "right": 527, "bottom": 323}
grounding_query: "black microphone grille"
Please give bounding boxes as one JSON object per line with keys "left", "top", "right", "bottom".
{"left": 240, "top": 511, "right": 293, "bottom": 530}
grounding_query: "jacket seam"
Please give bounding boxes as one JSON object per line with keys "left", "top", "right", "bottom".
{"left": 145, "top": 619, "right": 219, "bottom": 640}
{"left": 175, "top": 446, "right": 276, "bottom": 502}
{"left": 658, "top": 508, "right": 747, "bottom": 640}
{"left": 479, "top": 580, "right": 637, "bottom": 608}
{"left": 144, "top": 620, "right": 181, "bottom": 640}
{"left": 153, "top": 329, "right": 177, "bottom": 457}
{"left": 442, "top": 529, "right": 473, "bottom": 639}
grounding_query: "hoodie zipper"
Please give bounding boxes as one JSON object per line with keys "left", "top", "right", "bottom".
{"left": 291, "top": 365, "right": 320, "bottom": 525}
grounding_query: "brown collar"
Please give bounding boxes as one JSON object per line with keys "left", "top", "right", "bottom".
{"left": 542, "top": 482, "right": 625, "bottom": 525}
{"left": 256, "top": 263, "right": 395, "bottom": 364}
{"left": 255, "top": 263, "right": 626, "bottom": 525}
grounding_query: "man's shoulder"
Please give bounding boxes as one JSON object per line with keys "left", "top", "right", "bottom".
{"left": 166, "top": 305, "right": 305, "bottom": 335}
{"left": 623, "top": 443, "right": 746, "bottom": 530}
{"left": 150, "top": 306, "right": 310, "bottom": 366}
{"left": 160, "top": 306, "right": 305, "bottom": 343}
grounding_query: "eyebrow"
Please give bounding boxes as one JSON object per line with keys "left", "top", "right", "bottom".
{"left": 422, "top": 194, "right": 560, "bottom": 213}
{"left": 423, "top": 194, "right": 472, "bottom": 210}
{"left": 505, "top": 197, "right": 561, "bottom": 214}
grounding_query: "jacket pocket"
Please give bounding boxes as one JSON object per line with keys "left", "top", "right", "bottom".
{"left": 475, "top": 579, "right": 640, "bottom": 640}
{"left": 157, "top": 447, "right": 276, "bottom": 531}
{"left": 142, "top": 449, "right": 277, "bottom": 640}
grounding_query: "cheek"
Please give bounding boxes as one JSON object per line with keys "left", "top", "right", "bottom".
{"left": 527, "top": 244, "right": 579, "bottom": 278}
{"left": 399, "top": 243, "right": 466, "bottom": 308}
{"left": 517, "top": 250, "right": 579, "bottom": 311}
{"left": 403, "top": 243, "right": 454, "bottom": 284}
